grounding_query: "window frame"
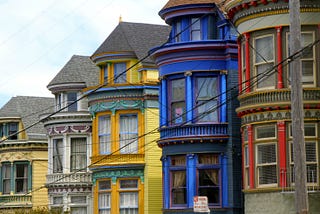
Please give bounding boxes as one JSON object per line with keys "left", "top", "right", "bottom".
{"left": 286, "top": 31, "right": 316, "bottom": 87}
{"left": 53, "top": 138, "right": 64, "bottom": 173}
{"left": 98, "top": 115, "right": 112, "bottom": 155}
{"left": 253, "top": 34, "right": 276, "bottom": 90}
{"left": 119, "top": 114, "right": 138, "bottom": 154}
{"left": 243, "top": 126, "right": 250, "bottom": 189}
{"left": 14, "top": 162, "right": 28, "bottom": 194}
{"left": 241, "top": 41, "right": 246, "bottom": 92}
{"left": 0, "top": 122, "right": 19, "bottom": 140}
{"left": 98, "top": 179, "right": 112, "bottom": 214}
{"left": 113, "top": 62, "right": 127, "bottom": 84}
{"left": 190, "top": 17, "right": 201, "bottom": 41}
{"left": 70, "top": 137, "right": 87, "bottom": 172}
{"left": 194, "top": 75, "right": 219, "bottom": 123}
{"left": 2, "top": 162, "right": 11, "bottom": 194}
{"left": 168, "top": 78, "right": 186, "bottom": 125}
{"left": 169, "top": 155, "right": 187, "bottom": 207}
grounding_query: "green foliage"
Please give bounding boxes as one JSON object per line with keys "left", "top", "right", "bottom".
{"left": 14, "top": 207, "right": 62, "bottom": 214}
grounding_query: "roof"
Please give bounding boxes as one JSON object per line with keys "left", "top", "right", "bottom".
{"left": 91, "top": 22, "right": 171, "bottom": 65}
{"left": 0, "top": 96, "right": 54, "bottom": 139}
{"left": 48, "top": 55, "right": 100, "bottom": 88}
{"left": 162, "top": 0, "right": 220, "bottom": 9}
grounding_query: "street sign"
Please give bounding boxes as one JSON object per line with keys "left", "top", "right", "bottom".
{"left": 193, "top": 196, "right": 210, "bottom": 213}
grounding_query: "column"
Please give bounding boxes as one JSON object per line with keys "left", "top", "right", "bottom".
{"left": 237, "top": 38, "right": 243, "bottom": 93}
{"left": 162, "top": 157, "right": 170, "bottom": 209}
{"left": 185, "top": 72, "right": 193, "bottom": 123}
{"left": 186, "top": 154, "right": 196, "bottom": 208}
{"left": 244, "top": 33, "right": 251, "bottom": 93}
{"left": 220, "top": 72, "right": 227, "bottom": 123}
{"left": 221, "top": 154, "right": 229, "bottom": 207}
{"left": 247, "top": 125, "right": 255, "bottom": 188}
{"left": 160, "top": 77, "right": 167, "bottom": 127}
{"left": 276, "top": 26, "right": 284, "bottom": 88}
{"left": 278, "top": 121, "right": 287, "bottom": 187}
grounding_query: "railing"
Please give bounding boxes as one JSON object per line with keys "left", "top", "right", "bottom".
{"left": 238, "top": 88, "right": 320, "bottom": 110}
{"left": 160, "top": 123, "right": 228, "bottom": 139}
{"left": 0, "top": 195, "right": 32, "bottom": 207}
{"left": 46, "top": 172, "right": 92, "bottom": 185}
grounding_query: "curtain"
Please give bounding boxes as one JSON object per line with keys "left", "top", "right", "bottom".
{"left": 99, "top": 116, "right": 111, "bottom": 154}
{"left": 71, "top": 138, "right": 87, "bottom": 171}
{"left": 99, "top": 193, "right": 111, "bottom": 214}
{"left": 199, "top": 154, "right": 219, "bottom": 186}
{"left": 53, "top": 139, "right": 63, "bottom": 173}
{"left": 2, "top": 164, "right": 10, "bottom": 194}
{"left": 172, "top": 171, "right": 186, "bottom": 188}
{"left": 120, "top": 192, "right": 138, "bottom": 214}
{"left": 120, "top": 115, "right": 138, "bottom": 154}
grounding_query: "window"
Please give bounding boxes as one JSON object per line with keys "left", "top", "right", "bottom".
{"left": 289, "top": 123, "right": 318, "bottom": 184}
{"left": 170, "top": 78, "right": 186, "bottom": 125}
{"left": 244, "top": 145, "right": 249, "bottom": 188}
{"left": 207, "top": 15, "right": 217, "bottom": 40}
{"left": 256, "top": 144, "right": 277, "bottom": 186}
{"left": 174, "top": 20, "right": 182, "bottom": 42}
{"left": 287, "top": 32, "right": 315, "bottom": 86}
{"left": 114, "top": 62, "right": 127, "bottom": 84}
{"left": 254, "top": 35, "right": 275, "bottom": 89}
{"left": 53, "top": 138, "right": 63, "bottom": 173}
{"left": 103, "top": 65, "right": 109, "bottom": 84}
{"left": 0, "top": 122, "right": 18, "bottom": 140}
{"left": 52, "top": 196, "right": 63, "bottom": 213}
{"left": 255, "top": 124, "right": 276, "bottom": 140}
{"left": 70, "top": 196, "right": 87, "bottom": 214}
{"left": 195, "top": 77, "right": 219, "bottom": 122}
{"left": 67, "top": 92, "right": 78, "bottom": 112}
{"left": 2, "top": 163, "right": 11, "bottom": 194}
{"left": 241, "top": 42, "right": 246, "bottom": 92}
{"left": 197, "top": 154, "right": 220, "bottom": 205}
{"left": 119, "top": 114, "right": 138, "bottom": 154}
{"left": 119, "top": 180, "right": 138, "bottom": 214}
{"left": 1, "top": 162, "right": 30, "bottom": 195}
{"left": 15, "top": 163, "right": 28, "bottom": 193}
{"left": 70, "top": 138, "right": 87, "bottom": 172}
{"left": 191, "top": 18, "right": 201, "bottom": 41}
{"left": 99, "top": 116, "right": 111, "bottom": 154}
{"left": 170, "top": 155, "right": 186, "bottom": 206}
{"left": 98, "top": 180, "right": 111, "bottom": 214}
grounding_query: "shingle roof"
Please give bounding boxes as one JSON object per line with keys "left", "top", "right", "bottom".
{"left": 0, "top": 96, "right": 54, "bottom": 139}
{"left": 48, "top": 55, "right": 99, "bottom": 88}
{"left": 162, "top": 0, "right": 220, "bottom": 10}
{"left": 92, "top": 22, "right": 171, "bottom": 65}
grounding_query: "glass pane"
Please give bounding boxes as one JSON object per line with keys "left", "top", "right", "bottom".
{"left": 114, "top": 63, "right": 127, "bottom": 83}
{"left": 67, "top": 92, "right": 77, "bottom": 111}
{"left": 53, "top": 139, "right": 63, "bottom": 173}
{"left": 171, "top": 171, "right": 186, "bottom": 205}
{"left": 171, "top": 102, "right": 186, "bottom": 124}
{"left": 258, "top": 165, "right": 277, "bottom": 184}
{"left": 198, "top": 154, "right": 219, "bottom": 165}
{"left": 304, "top": 124, "right": 316, "bottom": 137}
{"left": 257, "top": 144, "right": 276, "bottom": 164}
{"left": 104, "top": 65, "right": 108, "bottom": 83}
{"left": 99, "top": 180, "right": 111, "bottom": 190}
{"left": 171, "top": 79, "right": 185, "bottom": 101}
{"left": 307, "top": 164, "right": 317, "bottom": 183}
{"left": 119, "top": 115, "right": 138, "bottom": 154}
{"left": 256, "top": 125, "right": 276, "bottom": 139}
{"left": 99, "top": 116, "right": 111, "bottom": 154}
{"left": 256, "top": 63, "right": 275, "bottom": 88}
{"left": 120, "top": 180, "right": 138, "bottom": 189}
{"left": 171, "top": 156, "right": 186, "bottom": 166}
{"left": 71, "top": 196, "right": 86, "bottom": 203}
{"left": 196, "top": 100, "right": 218, "bottom": 122}
{"left": 255, "top": 36, "right": 274, "bottom": 63}
{"left": 99, "top": 193, "right": 111, "bottom": 209}
{"left": 71, "top": 138, "right": 87, "bottom": 171}
{"left": 301, "top": 33, "right": 313, "bottom": 58}
{"left": 302, "top": 60, "right": 314, "bottom": 84}
{"left": 305, "top": 142, "right": 316, "bottom": 162}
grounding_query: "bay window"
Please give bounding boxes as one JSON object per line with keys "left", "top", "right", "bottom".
{"left": 70, "top": 137, "right": 87, "bottom": 172}
{"left": 170, "top": 78, "right": 186, "bottom": 125}
{"left": 53, "top": 138, "right": 63, "bottom": 173}
{"left": 99, "top": 116, "right": 111, "bottom": 154}
{"left": 195, "top": 77, "right": 219, "bottom": 122}
{"left": 254, "top": 35, "right": 275, "bottom": 89}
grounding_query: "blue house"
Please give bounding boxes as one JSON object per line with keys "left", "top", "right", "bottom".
{"left": 150, "top": 0, "right": 242, "bottom": 213}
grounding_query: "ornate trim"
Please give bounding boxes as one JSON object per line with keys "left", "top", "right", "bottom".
{"left": 89, "top": 100, "right": 144, "bottom": 116}
{"left": 48, "top": 125, "right": 91, "bottom": 135}
{"left": 92, "top": 169, "right": 144, "bottom": 184}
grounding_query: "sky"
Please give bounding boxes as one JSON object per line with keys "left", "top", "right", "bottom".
{"left": 0, "top": 0, "right": 169, "bottom": 108}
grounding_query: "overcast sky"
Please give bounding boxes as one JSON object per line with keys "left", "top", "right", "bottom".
{"left": 0, "top": 0, "right": 169, "bottom": 107}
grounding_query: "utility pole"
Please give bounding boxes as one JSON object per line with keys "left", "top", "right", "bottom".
{"left": 289, "top": 0, "right": 309, "bottom": 213}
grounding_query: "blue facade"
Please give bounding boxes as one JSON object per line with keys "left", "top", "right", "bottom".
{"left": 151, "top": 1, "right": 242, "bottom": 213}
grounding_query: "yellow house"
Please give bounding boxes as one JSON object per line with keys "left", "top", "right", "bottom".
{"left": 88, "top": 21, "right": 170, "bottom": 214}
{"left": 0, "top": 96, "right": 54, "bottom": 213}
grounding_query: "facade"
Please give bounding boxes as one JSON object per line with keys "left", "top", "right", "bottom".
{"left": 42, "top": 55, "right": 99, "bottom": 213}
{"left": 151, "top": 1, "right": 242, "bottom": 213}
{"left": 225, "top": 0, "right": 320, "bottom": 213}
{"left": 88, "top": 21, "right": 170, "bottom": 214}
{"left": 0, "top": 96, "right": 53, "bottom": 213}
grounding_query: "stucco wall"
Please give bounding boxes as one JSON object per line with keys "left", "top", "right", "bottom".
{"left": 245, "top": 192, "right": 320, "bottom": 214}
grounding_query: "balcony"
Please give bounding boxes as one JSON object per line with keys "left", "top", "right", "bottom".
{"left": 237, "top": 88, "right": 320, "bottom": 113}
{"left": 0, "top": 195, "right": 32, "bottom": 207}
{"left": 46, "top": 172, "right": 92, "bottom": 188}
{"left": 159, "top": 123, "right": 229, "bottom": 145}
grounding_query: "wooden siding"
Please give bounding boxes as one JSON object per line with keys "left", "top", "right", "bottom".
{"left": 32, "top": 158, "right": 48, "bottom": 208}
{"left": 143, "top": 108, "right": 162, "bottom": 213}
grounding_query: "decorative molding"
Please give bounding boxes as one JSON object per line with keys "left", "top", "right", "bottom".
{"left": 92, "top": 169, "right": 144, "bottom": 184}
{"left": 47, "top": 125, "right": 91, "bottom": 135}
{"left": 89, "top": 100, "right": 144, "bottom": 116}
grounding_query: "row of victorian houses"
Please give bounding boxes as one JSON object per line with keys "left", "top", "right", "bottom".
{"left": 0, "top": 0, "right": 319, "bottom": 213}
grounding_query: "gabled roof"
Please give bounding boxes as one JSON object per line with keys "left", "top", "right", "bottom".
{"left": 91, "top": 22, "right": 171, "bottom": 65}
{"left": 0, "top": 96, "right": 54, "bottom": 139}
{"left": 48, "top": 55, "right": 100, "bottom": 89}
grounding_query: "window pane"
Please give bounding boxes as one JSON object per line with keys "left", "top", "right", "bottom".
{"left": 198, "top": 154, "right": 219, "bottom": 165}
{"left": 120, "top": 192, "right": 138, "bottom": 214}
{"left": 8, "top": 122, "right": 18, "bottom": 140}
{"left": 257, "top": 144, "right": 276, "bottom": 164}
{"left": 104, "top": 65, "right": 108, "bottom": 83}
{"left": 171, "top": 171, "right": 186, "bottom": 205}
{"left": 71, "top": 196, "right": 86, "bottom": 204}
{"left": 119, "top": 115, "right": 138, "bottom": 154}
{"left": 304, "top": 124, "right": 316, "bottom": 137}
{"left": 256, "top": 125, "right": 276, "bottom": 139}
{"left": 71, "top": 207, "right": 87, "bottom": 214}
{"left": 99, "top": 180, "right": 111, "bottom": 190}
{"left": 172, "top": 79, "right": 185, "bottom": 101}
{"left": 15, "top": 163, "right": 28, "bottom": 193}
{"left": 99, "top": 193, "right": 111, "bottom": 211}
{"left": 198, "top": 169, "right": 219, "bottom": 204}
{"left": 99, "top": 116, "right": 111, "bottom": 154}
{"left": 302, "top": 61, "right": 314, "bottom": 84}
{"left": 114, "top": 63, "right": 127, "bottom": 83}
{"left": 53, "top": 139, "right": 63, "bottom": 173}
{"left": 171, "top": 156, "right": 186, "bottom": 166}
{"left": 256, "top": 63, "right": 275, "bottom": 88}
{"left": 120, "top": 180, "right": 138, "bottom": 189}
{"left": 258, "top": 165, "right": 277, "bottom": 185}
{"left": 175, "top": 20, "right": 181, "bottom": 42}
{"left": 71, "top": 138, "right": 87, "bottom": 172}
{"left": 191, "top": 18, "right": 201, "bottom": 41}
{"left": 255, "top": 36, "right": 273, "bottom": 63}
{"left": 171, "top": 79, "right": 186, "bottom": 124}
{"left": 2, "top": 164, "right": 11, "bottom": 194}
{"left": 67, "top": 92, "right": 78, "bottom": 112}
